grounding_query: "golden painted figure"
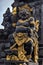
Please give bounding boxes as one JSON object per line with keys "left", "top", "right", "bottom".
{"left": 6, "top": 2, "right": 39, "bottom": 63}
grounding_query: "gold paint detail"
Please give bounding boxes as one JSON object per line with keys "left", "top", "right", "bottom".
{"left": 19, "top": 4, "right": 32, "bottom": 12}
{"left": 6, "top": 4, "right": 39, "bottom": 63}
{"left": 18, "top": 45, "right": 28, "bottom": 62}
{"left": 12, "top": 7, "right": 17, "bottom": 15}
{"left": 13, "top": 33, "right": 28, "bottom": 46}
{"left": 12, "top": 23, "right": 16, "bottom": 27}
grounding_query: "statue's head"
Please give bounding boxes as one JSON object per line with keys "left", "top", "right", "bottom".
{"left": 12, "top": 3, "right": 32, "bottom": 20}
{"left": 18, "top": 4, "right": 32, "bottom": 20}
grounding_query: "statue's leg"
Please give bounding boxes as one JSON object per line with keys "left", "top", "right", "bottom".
{"left": 34, "top": 39, "right": 38, "bottom": 63}
{"left": 18, "top": 45, "right": 28, "bottom": 62}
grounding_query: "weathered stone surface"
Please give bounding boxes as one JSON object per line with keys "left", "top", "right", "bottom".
{"left": 28, "top": 62, "right": 39, "bottom": 65}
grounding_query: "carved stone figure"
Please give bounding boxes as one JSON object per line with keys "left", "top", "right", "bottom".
{"left": 1, "top": 0, "right": 39, "bottom": 63}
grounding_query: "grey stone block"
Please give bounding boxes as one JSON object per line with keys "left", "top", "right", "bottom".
{"left": 28, "top": 62, "right": 39, "bottom": 65}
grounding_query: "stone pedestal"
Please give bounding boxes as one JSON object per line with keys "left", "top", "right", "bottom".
{"left": 28, "top": 62, "right": 39, "bottom": 65}
{"left": 0, "top": 60, "right": 39, "bottom": 65}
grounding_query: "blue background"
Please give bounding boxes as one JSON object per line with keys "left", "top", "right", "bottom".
{"left": 0, "top": 0, "right": 14, "bottom": 29}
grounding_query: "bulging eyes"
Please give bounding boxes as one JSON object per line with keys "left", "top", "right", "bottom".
{"left": 19, "top": 9, "right": 31, "bottom": 20}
